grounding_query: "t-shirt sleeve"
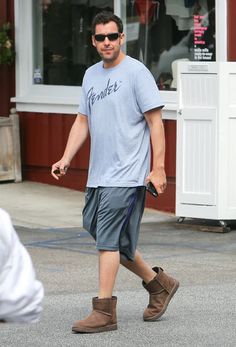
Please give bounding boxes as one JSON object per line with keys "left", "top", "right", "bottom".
{"left": 134, "top": 67, "right": 164, "bottom": 113}
{"left": 78, "top": 75, "right": 88, "bottom": 116}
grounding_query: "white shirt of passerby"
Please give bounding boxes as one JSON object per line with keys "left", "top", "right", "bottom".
{"left": 0, "top": 208, "right": 44, "bottom": 323}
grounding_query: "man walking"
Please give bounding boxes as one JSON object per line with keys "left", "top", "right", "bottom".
{"left": 51, "top": 11, "right": 179, "bottom": 334}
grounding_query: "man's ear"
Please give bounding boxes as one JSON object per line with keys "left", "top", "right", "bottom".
{"left": 120, "top": 32, "right": 125, "bottom": 45}
{"left": 92, "top": 36, "right": 96, "bottom": 47}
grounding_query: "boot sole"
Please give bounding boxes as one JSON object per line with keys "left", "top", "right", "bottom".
{"left": 72, "top": 323, "right": 117, "bottom": 334}
{"left": 143, "top": 280, "right": 180, "bottom": 322}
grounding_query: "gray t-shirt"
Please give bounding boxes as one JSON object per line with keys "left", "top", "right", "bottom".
{"left": 79, "top": 55, "right": 164, "bottom": 187}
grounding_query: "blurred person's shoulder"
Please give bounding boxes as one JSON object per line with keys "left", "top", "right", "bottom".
{"left": 0, "top": 208, "right": 14, "bottom": 268}
{"left": 0, "top": 208, "right": 13, "bottom": 246}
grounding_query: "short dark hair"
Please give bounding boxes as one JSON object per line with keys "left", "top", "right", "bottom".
{"left": 91, "top": 11, "right": 123, "bottom": 35}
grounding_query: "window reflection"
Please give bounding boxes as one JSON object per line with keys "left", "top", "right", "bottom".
{"left": 33, "top": 0, "right": 215, "bottom": 90}
{"left": 124, "top": 0, "right": 215, "bottom": 90}
{"left": 33, "top": 0, "right": 113, "bottom": 86}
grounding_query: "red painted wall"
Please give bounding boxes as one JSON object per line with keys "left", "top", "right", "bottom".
{"left": 228, "top": 0, "right": 236, "bottom": 61}
{"left": 0, "top": 0, "right": 15, "bottom": 117}
{"left": 145, "top": 120, "right": 176, "bottom": 212}
{"left": 19, "top": 112, "right": 89, "bottom": 191}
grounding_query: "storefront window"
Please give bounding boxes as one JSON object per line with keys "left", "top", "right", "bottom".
{"left": 33, "top": 0, "right": 113, "bottom": 86}
{"left": 123, "top": 0, "right": 215, "bottom": 90}
{"left": 32, "top": 0, "right": 215, "bottom": 90}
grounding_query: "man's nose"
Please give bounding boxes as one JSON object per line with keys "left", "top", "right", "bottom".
{"left": 104, "top": 36, "right": 110, "bottom": 44}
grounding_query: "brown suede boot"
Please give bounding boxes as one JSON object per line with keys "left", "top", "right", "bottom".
{"left": 72, "top": 296, "right": 117, "bottom": 333}
{"left": 142, "top": 267, "right": 179, "bottom": 321}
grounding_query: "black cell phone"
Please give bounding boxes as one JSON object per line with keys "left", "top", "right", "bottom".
{"left": 53, "top": 169, "right": 61, "bottom": 174}
{"left": 146, "top": 182, "right": 158, "bottom": 197}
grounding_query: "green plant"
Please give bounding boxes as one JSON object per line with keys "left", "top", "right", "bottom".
{"left": 0, "top": 22, "right": 14, "bottom": 65}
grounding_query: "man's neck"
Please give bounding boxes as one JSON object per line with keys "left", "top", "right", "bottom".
{"left": 103, "top": 52, "right": 126, "bottom": 69}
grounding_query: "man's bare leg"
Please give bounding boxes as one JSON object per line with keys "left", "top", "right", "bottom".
{"left": 99, "top": 250, "right": 120, "bottom": 298}
{"left": 72, "top": 250, "right": 119, "bottom": 333}
{"left": 120, "top": 249, "right": 156, "bottom": 283}
{"left": 121, "top": 249, "right": 179, "bottom": 322}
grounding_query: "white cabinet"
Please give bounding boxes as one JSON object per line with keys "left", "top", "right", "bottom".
{"left": 176, "top": 62, "right": 236, "bottom": 222}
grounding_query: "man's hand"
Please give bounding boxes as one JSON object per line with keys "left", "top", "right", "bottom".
{"left": 51, "top": 159, "right": 70, "bottom": 180}
{"left": 146, "top": 168, "right": 167, "bottom": 195}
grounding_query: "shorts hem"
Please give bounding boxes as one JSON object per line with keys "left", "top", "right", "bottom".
{"left": 96, "top": 245, "right": 119, "bottom": 251}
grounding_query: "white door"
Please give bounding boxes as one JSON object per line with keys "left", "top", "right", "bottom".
{"left": 217, "top": 62, "right": 236, "bottom": 218}
{"left": 176, "top": 62, "right": 218, "bottom": 208}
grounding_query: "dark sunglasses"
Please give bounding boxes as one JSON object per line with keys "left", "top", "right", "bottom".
{"left": 94, "top": 32, "right": 120, "bottom": 42}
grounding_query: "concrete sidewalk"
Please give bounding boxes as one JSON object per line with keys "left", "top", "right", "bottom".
{"left": 0, "top": 181, "right": 236, "bottom": 347}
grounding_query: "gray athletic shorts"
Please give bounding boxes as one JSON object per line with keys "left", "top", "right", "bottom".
{"left": 82, "top": 186, "right": 146, "bottom": 261}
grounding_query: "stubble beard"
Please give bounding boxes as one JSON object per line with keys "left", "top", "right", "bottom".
{"left": 99, "top": 49, "right": 120, "bottom": 65}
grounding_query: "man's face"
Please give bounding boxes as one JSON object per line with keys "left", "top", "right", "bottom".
{"left": 92, "top": 21, "right": 125, "bottom": 67}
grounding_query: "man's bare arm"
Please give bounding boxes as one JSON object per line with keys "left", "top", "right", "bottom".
{"left": 144, "top": 108, "right": 167, "bottom": 195}
{"left": 51, "top": 113, "right": 89, "bottom": 180}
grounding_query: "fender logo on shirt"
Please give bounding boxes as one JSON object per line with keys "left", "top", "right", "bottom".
{"left": 87, "top": 78, "right": 122, "bottom": 107}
